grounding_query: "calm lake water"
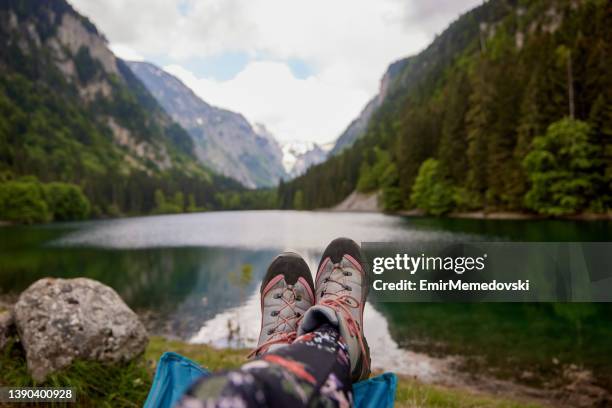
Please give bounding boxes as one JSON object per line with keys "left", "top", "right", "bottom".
{"left": 1, "top": 210, "right": 611, "bottom": 390}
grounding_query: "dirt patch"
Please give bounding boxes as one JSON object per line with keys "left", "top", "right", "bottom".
{"left": 425, "top": 358, "right": 612, "bottom": 408}
{"left": 331, "top": 190, "right": 380, "bottom": 212}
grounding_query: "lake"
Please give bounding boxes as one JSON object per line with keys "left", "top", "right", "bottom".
{"left": 1, "top": 210, "right": 611, "bottom": 393}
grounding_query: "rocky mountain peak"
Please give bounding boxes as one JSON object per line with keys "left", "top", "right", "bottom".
{"left": 281, "top": 141, "right": 329, "bottom": 178}
{"left": 127, "top": 61, "right": 287, "bottom": 188}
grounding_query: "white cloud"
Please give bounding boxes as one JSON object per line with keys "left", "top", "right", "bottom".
{"left": 165, "top": 61, "right": 369, "bottom": 143}
{"left": 70, "top": 0, "right": 482, "bottom": 143}
{"left": 109, "top": 44, "right": 144, "bottom": 62}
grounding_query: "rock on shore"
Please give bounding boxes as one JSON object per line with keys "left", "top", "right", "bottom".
{"left": 13, "top": 278, "right": 148, "bottom": 382}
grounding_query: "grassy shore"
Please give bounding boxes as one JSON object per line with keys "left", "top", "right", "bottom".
{"left": 0, "top": 335, "right": 546, "bottom": 408}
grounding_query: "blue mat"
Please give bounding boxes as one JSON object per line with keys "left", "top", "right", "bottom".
{"left": 144, "top": 351, "right": 397, "bottom": 408}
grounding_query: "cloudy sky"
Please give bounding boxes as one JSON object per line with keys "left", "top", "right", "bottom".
{"left": 71, "top": 0, "right": 481, "bottom": 144}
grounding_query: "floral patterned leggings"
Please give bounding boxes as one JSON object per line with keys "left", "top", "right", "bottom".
{"left": 176, "top": 324, "right": 352, "bottom": 408}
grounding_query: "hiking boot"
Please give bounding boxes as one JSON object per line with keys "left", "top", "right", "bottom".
{"left": 298, "top": 238, "right": 370, "bottom": 382}
{"left": 249, "top": 252, "right": 315, "bottom": 358}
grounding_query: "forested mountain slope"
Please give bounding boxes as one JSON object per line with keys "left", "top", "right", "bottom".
{"left": 329, "top": 58, "right": 408, "bottom": 156}
{"left": 127, "top": 61, "right": 286, "bottom": 188}
{"left": 280, "top": 0, "right": 611, "bottom": 216}
{"left": 0, "top": 0, "right": 242, "bottom": 220}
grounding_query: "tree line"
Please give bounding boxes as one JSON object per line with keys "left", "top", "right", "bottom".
{"left": 0, "top": 0, "right": 246, "bottom": 223}
{"left": 278, "top": 0, "right": 611, "bottom": 216}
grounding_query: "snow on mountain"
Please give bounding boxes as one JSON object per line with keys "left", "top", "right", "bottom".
{"left": 281, "top": 141, "right": 330, "bottom": 179}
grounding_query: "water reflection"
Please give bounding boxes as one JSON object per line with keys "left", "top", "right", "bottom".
{"left": 189, "top": 287, "right": 456, "bottom": 381}
{"left": 50, "top": 211, "right": 473, "bottom": 249}
{"left": 1, "top": 211, "right": 611, "bottom": 387}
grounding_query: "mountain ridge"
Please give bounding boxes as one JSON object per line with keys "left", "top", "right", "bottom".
{"left": 126, "top": 61, "right": 287, "bottom": 188}
{"left": 330, "top": 57, "right": 408, "bottom": 156}
{"left": 0, "top": 0, "right": 242, "bottom": 217}
{"left": 279, "top": 0, "right": 611, "bottom": 215}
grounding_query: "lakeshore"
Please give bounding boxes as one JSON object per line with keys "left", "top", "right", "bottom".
{"left": 1, "top": 211, "right": 611, "bottom": 407}
{"left": 0, "top": 334, "right": 550, "bottom": 408}
{"left": 330, "top": 190, "right": 612, "bottom": 220}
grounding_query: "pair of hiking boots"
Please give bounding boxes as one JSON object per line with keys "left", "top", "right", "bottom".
{"left": 249, "top": 238, "right": 370, "bottom": 382}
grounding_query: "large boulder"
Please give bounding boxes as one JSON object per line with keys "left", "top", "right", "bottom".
{"left": 14, "top": 278, "right": 148, "bottom": 382}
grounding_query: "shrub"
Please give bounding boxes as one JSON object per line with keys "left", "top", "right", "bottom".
{"left": 293, "top": 190, "right": 305, "bottom": 210}
{"left": 0, "top": 181, "right": 50, "bottom": 224}
{"left": 523, "top": 118, "right": 600, "bottom": 216}
{"left": 43, "top": 182, "right": 91, "bottom": 221}
{"left": 410, "top": 159, "right": 455, "bottom": 216}
{"left": 153, "top": 189, "right": 182, "bottom": 214}
{"left": 356, "top": 148, "right": 392, "bottom": 193}
{"left": 0, "top": 179, "right": 91, "bottom": 224}
{"left": 380, "top": 162, "right": 402, "bottom": 211}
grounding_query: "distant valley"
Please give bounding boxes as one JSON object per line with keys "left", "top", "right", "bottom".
{"left": 127, "top": 62, "right": 330, "bottom": 187}
{"left": 127, "top": 61, "right": 285, "bottom": 188}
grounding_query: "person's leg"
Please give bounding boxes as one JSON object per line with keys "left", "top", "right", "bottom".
{"left": 177, "top": 323, "right": 352, "bottom": 408}
{"left": 176, "top": 240, "right": 369, "bottom": 408}
{"left": 298, "top": 238, "right": 371, "bottom": 383}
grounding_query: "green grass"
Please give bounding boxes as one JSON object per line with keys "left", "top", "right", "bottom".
{"left": 395, "top": 378, "right": 544, "bottom": 408}
{"left": 145, "top": 336, "right": 247, "bottom": 372}
{"left": 0, "top": 339, "right": 151, "bottom": 407}
{"left": 0, "top": 336, "right": 544, "bottom": 408}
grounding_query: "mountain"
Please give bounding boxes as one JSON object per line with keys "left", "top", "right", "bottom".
{"left": 281, "top": 141, "right": 330, "bottom": 179}
{"left": 330, "top": 58, "right": 408, "bottom": 156}
{"left": 0, "top": 0, "right": 241, "bottom": 218}
{"left": 126, "top": 61, "right": 286, "bottom": 188}
{"left": 279, "top": 0, "right": 611, "bottom": 215}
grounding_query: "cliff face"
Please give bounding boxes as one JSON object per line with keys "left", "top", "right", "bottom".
{"left": 0, "top": 0, "right": 240, "bottom": 215}
{"left": 127, "top": 61, "right": 287, "bottom": 188}
{"left": 330, "top": 58, "right": 408, "bottom": 156}
{"left": 2, "top": 3, "right": 179, "bottom": 170}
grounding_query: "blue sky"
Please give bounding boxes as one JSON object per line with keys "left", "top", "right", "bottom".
{"left": 71, "top": 0, "right": 481, "bottom": 144}
{"left": 151, "top": 52, "right": 314, "bottom": 82}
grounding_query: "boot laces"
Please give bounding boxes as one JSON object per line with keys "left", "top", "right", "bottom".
{"left": 319, "top": 264, "right": 370, "bottom": 373}
{"left": 249, "top": 285, "right": 303, "bottom": 358}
